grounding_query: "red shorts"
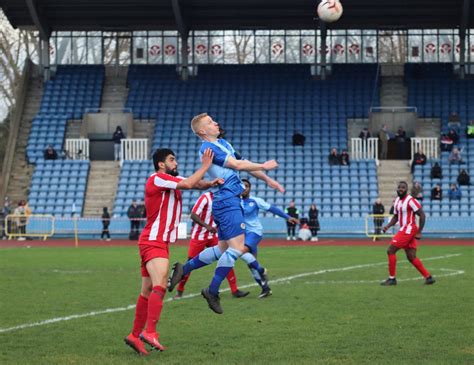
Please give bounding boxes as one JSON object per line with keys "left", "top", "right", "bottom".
{"left": 391, "top": 229, "right": 418, "bottom": 250}
{"left": 187, "top": 237, "right": 219, "bottom": 258}
{"left": 139, "top": 240, "right": 169, "bottom": 277}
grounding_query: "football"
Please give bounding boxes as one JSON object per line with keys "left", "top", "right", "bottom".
{"left": 317, "top": 0, "right": 343, "bottom": 23}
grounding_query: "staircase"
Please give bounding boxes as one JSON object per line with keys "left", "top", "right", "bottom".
{"left": 416, "top": 118, "right": 441, "bottom": 138}
{"left": 377, "top": 160, "right": 412, "bottom": 209}
{"left": 5, "top": 77, "right": 43, "bottom": 204}
{"left": 65, "top": 120, "right": 82, "bottom": 139}
{"left": 83, "top": 161, "right": 120, "bottom": 216}
{"left": 100, "top": 74, "right": 127, "bottom": 110}
{"left": 380, "top": 76, "right": 407, "bottom": 107}
{"left": 133, "top": 120, "right": 155, "bottom": 155}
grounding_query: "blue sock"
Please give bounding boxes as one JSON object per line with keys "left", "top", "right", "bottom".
{"left": 240, "top": 252, "right": 264, "bottom": 275}
{"left": 249, "top": 267, "right": 268, "bottom": 289}
{"left": 209, "top": 248, "right": 242, "bottom": 295}
{"left": 183, "top": 246, "right": 222, "bottom": 275}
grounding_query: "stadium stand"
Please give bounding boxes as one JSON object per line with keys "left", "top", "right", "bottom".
{"left": 118, "top": 64, "right": 380, "bottom": 219}
{"left": 408, "top": 63, "right": 474, "bottom": 216}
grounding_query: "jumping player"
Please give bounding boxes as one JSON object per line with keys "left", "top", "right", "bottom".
{"left": 240, "top": 178, "right": 299, "bottom": 298}
{"left": 380, "top": 181, "right": 435, "bottom": 286}
{"left": 174, "top": 191, "right": 249, "bottom": 299}
{"left": 168, "top": 113, "right": 283, "bottom": 314}
{"left": 124, "top": 148, "right": 222, "bottom": 356}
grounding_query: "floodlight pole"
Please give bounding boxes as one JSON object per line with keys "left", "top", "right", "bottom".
{"left": 181, "top": 35, "right": 189, "bottom": 81}
{"left": 459, "top": 0, "right": 471, "bottom": 79}
{"left": 320, "top": 21, "right": 327, "bottom": 80}
{"left": 172, "top": 0, "right": 190, "bottom": 81}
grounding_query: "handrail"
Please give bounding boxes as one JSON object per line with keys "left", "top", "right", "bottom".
{"left": 84, "top": 107, "right": 133, "bottom": 114}
{"left": 0, "top": 59, "right": 32, "bottom": 207}
{"left": 370, "top": 106, "right": 417, "bottom": 113}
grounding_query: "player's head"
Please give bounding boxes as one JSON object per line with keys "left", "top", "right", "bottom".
{"left": 241, "top": 178, "right": 251, "bottom": 199}
{"left": 153, "top": 148, "right": 179, "bottom": 176}
{"left": 397, "top": 181, "right": 408, "bottom": 198}
{"left": 191, "top": 113, "right": 220, "bottom": 139}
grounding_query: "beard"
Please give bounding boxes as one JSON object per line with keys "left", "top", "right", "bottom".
{"left": 166, "top": 168, "right": 179, "bottom": 176}
{"left": 397, "top": 190, "right": 407, "bottom": 198}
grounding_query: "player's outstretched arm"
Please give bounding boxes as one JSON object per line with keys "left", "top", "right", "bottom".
{"left": 177, "top": 149, "right": 215, "bottom": 190}
{"left": 249, "top": 170, "right": 285, "bottom": 193}
{"left": 194, "top": 178, "right": 225, "bottom": 190}
{"left": 225, "top": 156, "right": 278, "bottom": 172}
{"left": 190, "top": 212, "right": 217, "bottom": 233}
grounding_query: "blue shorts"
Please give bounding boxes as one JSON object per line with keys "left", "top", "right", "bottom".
{"left": 213, "top": 196, "right": 245, "bottom": 241}
{"left": 244, "top": 232, "right": 263, "bottom": 255}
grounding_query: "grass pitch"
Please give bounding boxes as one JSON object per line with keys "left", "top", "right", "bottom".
{"left": 0, "top": 244, "right": 473, "bottom": 364}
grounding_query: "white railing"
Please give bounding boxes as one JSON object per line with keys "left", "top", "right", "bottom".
{"left": 121, "top": 138, "right": 148, "bottom": 162}
{"left": 411, "top": 137, "right": 438, "bottom": 161}
{"left": 65, "top": 138, "right": 89, "bottom": 160}
{"left": 351, "top": 137, "right": 379, "bottom": 164}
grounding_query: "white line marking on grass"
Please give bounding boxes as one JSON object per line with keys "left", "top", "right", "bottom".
{"left": 0, "top": 253, "right": 462, "bottom": 334}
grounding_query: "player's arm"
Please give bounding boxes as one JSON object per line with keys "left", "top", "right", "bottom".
{"left": 193, "top": 178, "right": 225, "bottom": 190}
{"left": 256, "top": 198, "right": 299, "bottom": 224}
{"left": 415, "top": 207, "right": 426, "bottom": 239}
{"left": 382, "top": 214, "right": 398, "bottom": 233}
{"left": 190, "top": 212, "right": 217, "bottom": 233}
{"left": 249, "top": 170, "right": 285, "bottom": 193}
{"left": 225, "top": 156, "right": 278, "bottom": 172}
{"left": 177, "top": 149, "right": 215, "bottom": 190}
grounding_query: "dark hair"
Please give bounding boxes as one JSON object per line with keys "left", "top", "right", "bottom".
{"left": 241, "top": 178, "right": 251, "bottom": 187}
{"left": 153, "top": 148, "right": 175, "bottom": 171}
{"left": 398, "top": 181, "right": 408, "bottom": 187}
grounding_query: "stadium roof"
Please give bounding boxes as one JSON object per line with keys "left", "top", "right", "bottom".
{"left": 1, "top": 0, "right": 472, "bottom": 35}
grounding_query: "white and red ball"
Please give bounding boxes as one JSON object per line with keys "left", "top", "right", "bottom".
{"left": 317, "top": 0, "right": 343, "bottom": 23}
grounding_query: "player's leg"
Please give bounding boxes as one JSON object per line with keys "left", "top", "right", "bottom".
{"left": 176, "top": 240, "right": 207, "bottom": 297}
{"left": 140, "top": 257, "right": 168, "bottom": 351}
{"left": 286, "top": 223, "right": 291, "bottom": 240}
{"left": 381, "top": 244, "right": 400, "bottom": 285}
{"left": 405, "top": 248, "right": 435, "bottom": 284}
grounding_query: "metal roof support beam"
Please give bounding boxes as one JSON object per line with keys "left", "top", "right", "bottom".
{"left": 320, "top": 22, "right": 327, "bottom": 80}
{"left": 180, "top": 34, "right": 189, "bottom": 81}
{"left": 172, "top": 0, "right": 190, "bottom": 80}
{"left": 459, "top": 0, "right": 470, "bottom": 79}
{"left": 25, "top": 0, "right": 51, "bottom": 41}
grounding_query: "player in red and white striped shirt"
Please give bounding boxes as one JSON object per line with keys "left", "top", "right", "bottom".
{"left": 174, "top": 192, "right": 249, "bottom": 299}
{"left": 381, "top": 181, "right": 435, "bottom": 286}
{"left": 125, "top": 148, "right": 223, "bottom": 356}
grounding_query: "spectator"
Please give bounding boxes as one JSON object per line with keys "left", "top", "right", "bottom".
{"left": 411, "top": 181, "right": 424, "bottom": 201}
{"left": 13, "top": 200, "right": 29, "bottom": 241}
{"left": 389, "top": 198, "right": 396, "bottom": 215}
{"left": 378, "top": 124, "right": 390, "bottom": 160}
{"left": 447, "top": 128, "right": 459, "bottom": 145}
{"left": 411, "top": 148, "right": 427, "bottom": 173}
{"left": 44, "top": 145, "right": 58, "bottom": 160}
{"left": 138, "top": 200, "right": 146, "bottom": 229}
{"left": 101, "top": 207, "right": 111, "bottom": 241}
{"left": 431, "top": 185, "right": 442, "bottom": 200}
{"left": 395, "top": 126, "right": 407, "bottom": 159}
{"left": 112, "top": 126, "right": 125, "bottom": 161}
{"left": 467, "top": 120, "right": 474, "bottom": 139}
{"left": 292, "top": 131, "right": 306, "bottom": 146}
{"left": 359, "top": 127, "right": 371, "bottom": 140}
{"left": 448, "top": 147, "right": 464, "bottom": 164}
{"left": 308, "top": 204, "right": 320, "bottom": 242}
{"left": 285, "top": 201, "right": 299, "bottom": 240}
{"left": 328, "top": 148, "right": 340, "bottom": 166}
{"left": 457, "top": 169, "right": 470, "bottom": 186}
{"left": 298, "top": 222, "right": 312, "bottom": 241}
{"left": 448, "top": 184, "right": 461, "bottom": 200}
{"left": 127, "top": 200, "right": 142, "bottom": 240}
{"left": 448, "top": 111, "right": 461, "bottom": 130}
{"left": 1, "top": 197, "right": 11, "bottom": 239}
{"left": 440, "top": 134, "right": 454, "bottom": 152}
{"left": 340, "top": 149, "right": 350, "bottom": 166}
{"left": 372, "top": 198, "right": 385, "bottom": 237}
{"left": 430, "top": 162, "right": 443, "bottom": 179}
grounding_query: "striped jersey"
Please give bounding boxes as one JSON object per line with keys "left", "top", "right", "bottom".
{"left": 190, "top": 192, "right": 217, "bottom": 241}
{"left": 139, "top": 172, "right": 184, "bottom": 244}
{"left": 393, "top": 194, "right": 421, "bottom": 234}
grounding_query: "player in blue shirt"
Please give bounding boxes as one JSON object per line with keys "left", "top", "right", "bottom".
{"left": 239, "top": 178, "right": 299, "bottom": 298}
{"left": 168, "top": 113, "right": 283, "bottom": 314}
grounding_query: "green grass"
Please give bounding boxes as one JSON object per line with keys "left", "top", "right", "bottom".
{"left": 0, "top": 245, "right": 473, "bottom": 364}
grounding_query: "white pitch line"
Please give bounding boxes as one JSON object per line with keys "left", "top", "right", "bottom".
{"left": 0, "top": 253, "right": 462, "bottom": 334}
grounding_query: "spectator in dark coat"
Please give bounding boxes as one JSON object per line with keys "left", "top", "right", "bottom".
{"left": 431, "top": 185, "right": 442, "bottom": 200}
{"left": 328, "top": 148, "right": 340, "bottom": 166}
{"left": 395, "top": 126, "right": 407, "bottom": 159}
{"left": 292, "top": 131, "right": 306, "bottom": 146}
{"left": 372, "top": 198, "right": 385, "bottom": 237}
{"left": 340, "top": 150, "right": 350, "bottom": 166}
{"left": 430, "top": 162, "right": 443, "bottom": 179}
{"left": 285, "top": 201, "right": 299, "bottom": 240}
{"left": 411, "top": 148, "right": 427, "bottom": 173}
{"left": 447, "top": 128, "right": 459, "bottom": 145}
{"left": 457, "top": 169, "right": 470, "bottom": 186}
{"left": 112, "top": 126, "right": 126, "bottom": 161}
{"left": 359, "top": 128, "right": 371, "bottom": 140}
{"left": 127, "top": 200, "right": 142, "bottom": 240}
{"left": 308, "top": 204, "right": 320, "bottom": 242}
{"left": 44, "top": 145, "right": 58, "bottom": 160}
{"left": 101, "top": 207, "right": 111, "bottom": 241}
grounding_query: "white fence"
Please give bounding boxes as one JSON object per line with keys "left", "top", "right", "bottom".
{"left": 65, "top": 138, "right": 89, "bottom": 160}
{"left": 411, "top": 137, "right": 438, "bottom": 161}
{"left": 351, "top": 137, "right": 379, "bottom": 164}
{"left": 120, "top": 138, "right": 148, "bottom": 162}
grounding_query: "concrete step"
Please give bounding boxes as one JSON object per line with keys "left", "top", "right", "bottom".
{"left": 377, "top": 160, "right": 412, "bottom": 208}
{"left": 83, "top": 161, "right": 120, "bottom": 216}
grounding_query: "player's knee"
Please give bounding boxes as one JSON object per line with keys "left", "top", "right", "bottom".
{"left": 141, "top": 285, "right": 152, "bottom": 298}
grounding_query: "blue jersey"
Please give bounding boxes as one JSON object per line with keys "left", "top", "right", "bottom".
{"left": 242, "top": 196, "right": 290, "bottom": 236}
{"left": 200, "top": 139, "right": 244, "bottom": 203}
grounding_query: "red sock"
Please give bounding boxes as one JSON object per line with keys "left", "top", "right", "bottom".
{"left": 132, "top": 295, "right": 148, "bottom": 337}
{"left": 226, "top": 268, "right": 238, "bottom": 293}
{"left": 411, "top": 258, "right": 430, "bottom": 278}
{"left": 145, "top": 286, "right": 166, "bottom": 334}
{"left": 177, "top": 273, "right": 191, "bottom": 293}
{"left": 388, "top": 254, "right": 397, "bottom": 277}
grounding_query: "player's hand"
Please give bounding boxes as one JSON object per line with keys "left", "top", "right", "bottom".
{"left": 288, "top": 218, "right": 299, "bottom": 225}
{"left": 415, "top": 232, "right": 422, "bottom": 240}
{"left": 207, "top": 226, "right": 217, "bottom": 234}
{"left": 382, "top": 226, "right": 388, "bottom": 233}
{"left": 201, "top": 148, "right": 214, "bottom": 168}
{"left": 267, "top": 178, "right": 285, "bottom": 193}
{"left": 209, "top": 178, "right": 224, "bottom": 187}
{"left": 262, "top": 160, "right": 278, "bottom": 171}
